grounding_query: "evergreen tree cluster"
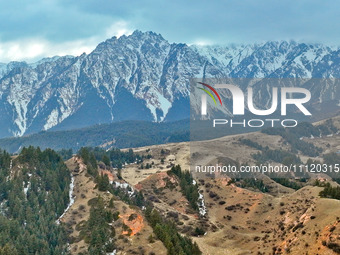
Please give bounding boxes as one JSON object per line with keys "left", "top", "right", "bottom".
{"left": 96, "top": 173, "right": 110, "bottom": 192}
{"left": 239, "top": 138, "right": 263, "bottom": 150}
{"left": 111, "top": 185, "right": 145, "bottom": 208}
{"left": 169, "top": 165, "right": 199, "bottom": 212}
{"left": 56, "top": 148, "right": 73, "bottom": 160}
{"left": 261, "top": 121, "right": 334, "bottom": 157}
{"left": 230, "top": 178, "right": 269, "bottom": 193}
{"left": 79, "top": 147, "right": 141, "bottom": 170}
{"left": 145, "top": 208, "right": 201, "bottom": 255}
{"left": 78, "top": 147, "right": 98, "bottom": 177}
{"left": 0, "top": 146, "right": 70, "bottom": 254}
{"left": 323, "top": 152, "right": 340, "bottom": 166}
{"left": 272, "top": 178, "right": 302, "bottom": 190}
{"left": 0, "top": 119, "right": 190, "bottom": 153}
{"left": 319, "top": 183, "right": 340, "bottom": 200}
{"left": 252, "top": 147, "right": 301, "bottom": 165}
{"left": 79, "top": 196, "right": 116, "bottom": 255}
{"left": 78, "top": 147, "right": 145, "bottom": 206}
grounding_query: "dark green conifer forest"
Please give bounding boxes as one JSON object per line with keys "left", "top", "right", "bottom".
{"left": 0, "top": 147, "right": 71, "bottom": 254}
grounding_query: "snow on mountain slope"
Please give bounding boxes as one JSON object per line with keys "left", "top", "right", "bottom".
{"left": 0, "top": 30, "right": 340, "bottom": 138}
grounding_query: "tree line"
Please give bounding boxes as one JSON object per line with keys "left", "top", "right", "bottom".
{"left": 169, "top": 165, "right": 200, "bottom": 212}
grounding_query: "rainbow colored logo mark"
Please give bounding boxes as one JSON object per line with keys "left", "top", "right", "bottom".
{"left": 197, "top": 82, "right": 222, "bottom": 106}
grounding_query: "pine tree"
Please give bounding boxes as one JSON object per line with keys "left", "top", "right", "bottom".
{"left": 98, "top": 173, "right": 110, "bottom": 191}
{"left": 102, "top": 154, "right": 111, "bottom": 168}
{"left": 0, "top": 244, "right": 18, "bottom": 255}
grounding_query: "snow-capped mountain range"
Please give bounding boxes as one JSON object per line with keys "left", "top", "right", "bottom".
{"left": 0, "top": 30, "right": 340, "bottom": 138}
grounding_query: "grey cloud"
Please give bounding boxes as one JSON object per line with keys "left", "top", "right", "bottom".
{"left": 0, "top": 0, "right": 339, "bottom": 50}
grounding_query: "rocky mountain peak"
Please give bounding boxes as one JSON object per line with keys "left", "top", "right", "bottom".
{"left": 0, "top": 31, "right": 339, "bottom": 138}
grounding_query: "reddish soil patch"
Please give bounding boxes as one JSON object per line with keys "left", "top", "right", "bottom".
{"left": 120, "top": 213, "right": 144, "bottom": 236}
{"left": 100, "top": 170, "right": 115, "bottom": 182}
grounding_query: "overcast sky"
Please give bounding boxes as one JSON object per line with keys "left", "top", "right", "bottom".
{"left": 0, "top": 0, "right": 339, "bottom": 63}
